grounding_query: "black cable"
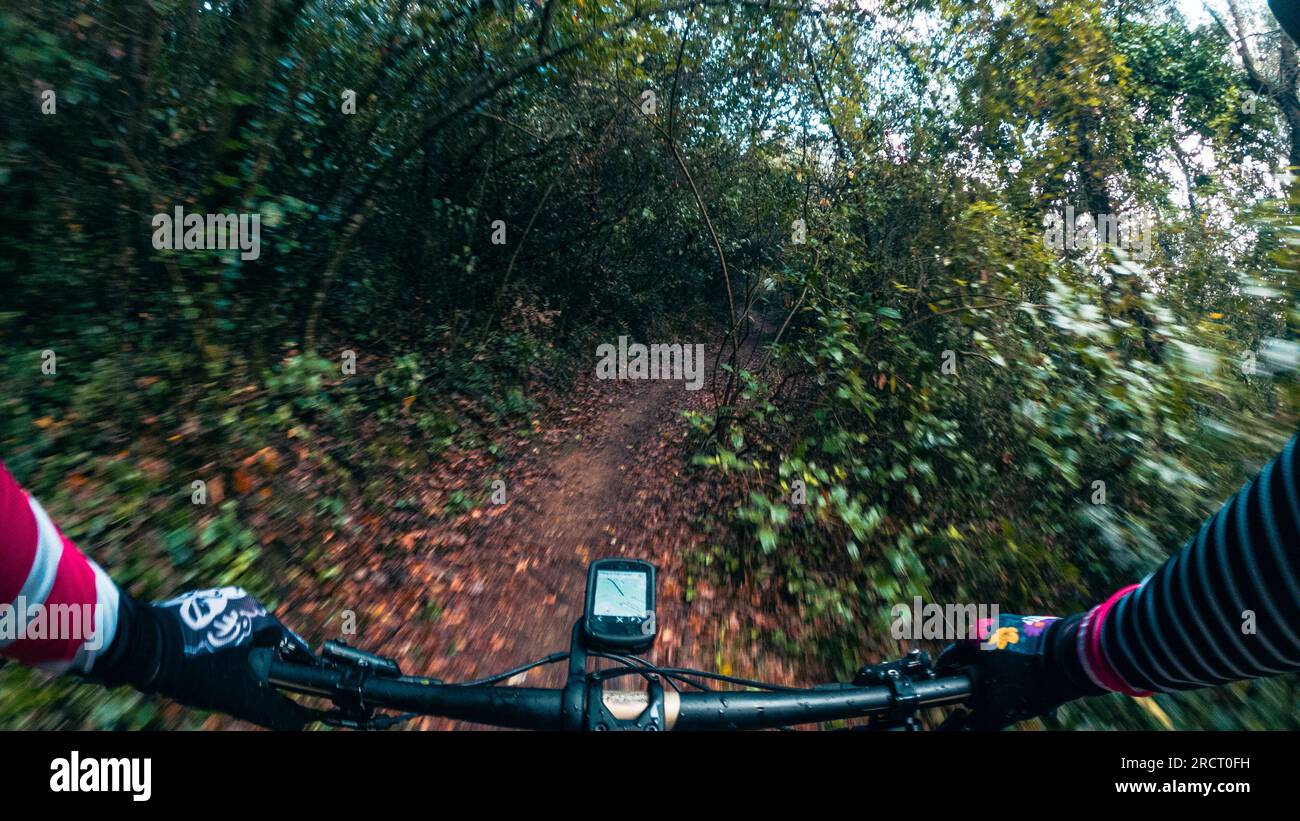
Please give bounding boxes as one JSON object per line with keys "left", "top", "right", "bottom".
{"left": 595, "top": 652, "right": 685, "bottom": 693}
{"left": 592, "top": 665, "right": 712, "bottom": 692}
{"left": 652, "top": 666, "right": 803, "bottom": 691}
{"left": 620, "top": 655, "right": 716, "bottom": 691}
{"left": 624, "top": 654, "right": 713, "bottom": 691}
{"left": 590, "top": 652, "right": 678, "bottom": 690}
{"left": 591, "top": 654, "right": 798, "bottom": 692}
{"left": 452, "top": 652, "right": 568, "bottom": 687}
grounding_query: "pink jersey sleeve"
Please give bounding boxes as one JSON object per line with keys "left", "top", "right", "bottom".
{"left": 0, "top": 463, "right": 119, "bottom": 673}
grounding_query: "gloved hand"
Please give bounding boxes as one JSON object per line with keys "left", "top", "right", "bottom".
{"left": 936, "top": 611, "right": 1101, "bottom": 730}
{"left": 90, "top": 586, "right": 313, "bottom": 730}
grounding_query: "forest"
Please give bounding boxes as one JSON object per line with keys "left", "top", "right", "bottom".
{"left": 1, "top": 0, "right": 1297, "bottom": 730}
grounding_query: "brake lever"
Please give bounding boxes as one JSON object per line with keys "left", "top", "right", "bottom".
{"left": 319, "top": 709, "right": 413, "bottom": 730}
{"left": 935, "top": 708, "right": 972, "bottom": 731}
{"left": 851, "top": 649, "right": 939, "bottom": 729}
{"left": 319, "top": 639, "right": 404, "bottom": 677}
{"left": 277, "top": 634, "right": 319, "bottom": 665}
{"left": 258, "top": 637, "right": 437, "bottom": 729}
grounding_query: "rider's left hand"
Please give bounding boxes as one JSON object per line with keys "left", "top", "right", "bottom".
{"left": 89, "top": 587, "right": 312, "bottom": 730}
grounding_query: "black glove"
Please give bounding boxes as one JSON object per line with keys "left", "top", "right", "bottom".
{"left": 90, "top": 586, "right": 313, "bottom": 730}
{"left": 936, "top": 612, "right": 1103, "bottom": 730}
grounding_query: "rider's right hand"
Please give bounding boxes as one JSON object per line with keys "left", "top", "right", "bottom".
{"left": 937, "top": 612, "right": 1104, "bottom": 730}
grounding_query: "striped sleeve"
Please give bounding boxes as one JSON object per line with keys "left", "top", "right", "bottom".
{"left": 1082, "top": 433, "right": 1300, "bottom": 694}
{"left": 0, "top": 462, "right": 120, "bottom": 674}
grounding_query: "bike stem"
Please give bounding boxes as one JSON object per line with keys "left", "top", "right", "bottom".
{"left": 561, "top": 619, "right": 667, "bottom": 731}
{"left": 561, "top": 620, "right": 588, "bottom": 730}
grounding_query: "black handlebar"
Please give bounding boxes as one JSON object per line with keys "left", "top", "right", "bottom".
{"left": 257, "top": 647, "right": 974, "bottom": 731}
{"left": 264, "top": 656, "right": 567, "bottom": 729}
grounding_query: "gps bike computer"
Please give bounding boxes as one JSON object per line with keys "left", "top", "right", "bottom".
{"left": 583, "top": 559, "right": 656, "bottom": 652}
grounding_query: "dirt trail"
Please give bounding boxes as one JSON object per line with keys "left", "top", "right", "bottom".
{"left": 392, "top": 360, "right": 747, "bottom": 727}
{"left": 412, "top": 323, "right": 796, "bottom": 726}
{"left": 442, "top": 376, "right": 687, "bottom": 668}
{"left": 215, "top": 321, "right": 809, "bottom": 730}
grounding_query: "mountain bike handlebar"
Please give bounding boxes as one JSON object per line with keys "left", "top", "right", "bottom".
{"left": 252, "top": 621, "right": 975, "bottom": 731}
{"left": 261, "top": 655, "right": 973, "bottom": 730}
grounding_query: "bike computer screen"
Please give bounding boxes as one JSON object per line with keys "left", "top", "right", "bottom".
{"left": 583, "top": 559, "right": 656, "bottom": 652}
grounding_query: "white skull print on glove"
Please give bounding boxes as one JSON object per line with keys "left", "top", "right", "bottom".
{"left": 156, "top": 587, "right": 276, "bottom": 656}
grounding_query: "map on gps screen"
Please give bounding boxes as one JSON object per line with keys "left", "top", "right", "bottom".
{"left": 593, "top": 570, "right": 647, "bottom": 617}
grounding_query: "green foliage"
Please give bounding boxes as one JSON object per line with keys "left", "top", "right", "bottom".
{"left": 688, "top": 0, "right": 1299, "bottom": 728}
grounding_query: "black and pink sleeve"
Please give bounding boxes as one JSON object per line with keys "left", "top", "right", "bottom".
{"left": 1059, "top": 433, "right": 1300, "bottom": 697}
{"left": 0, "top": 463, "right": 120, "bottom": 673}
